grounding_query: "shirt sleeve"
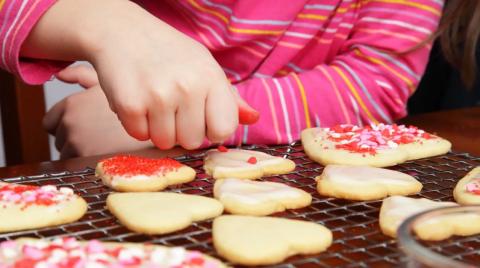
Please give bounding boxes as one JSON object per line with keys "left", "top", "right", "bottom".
{"left": 227, "top": 0, "right": 444, "bottom": 146}
{"left": 0, "top": 0, "right": 69, "bottom": 85}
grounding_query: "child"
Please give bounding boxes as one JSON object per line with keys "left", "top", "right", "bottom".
{"left": 1, "top": 0, "right": 443, "bottom": 157}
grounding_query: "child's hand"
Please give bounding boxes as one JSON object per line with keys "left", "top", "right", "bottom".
{"left": 24, "top": 0, "right": 258, "bottom": 150}
{"left": 90, "top": 10, "right": 239, "bottom": 150}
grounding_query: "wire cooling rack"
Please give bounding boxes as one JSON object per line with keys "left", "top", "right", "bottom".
{"left": 0, "top": 142, "right": 479, "bottom": 267}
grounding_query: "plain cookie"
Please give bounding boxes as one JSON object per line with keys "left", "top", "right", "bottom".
{"left": 213, "top": 215, "right": 332, "bottom": 265}
{"left": 302, "top": 124, "right": 451, "bottom": 167}
{"left": 453, "top": 167, "right": 480, "bottom": 205}
{"left": 214, "top": 178, "right": 312, "bottom": 216}
{"left": 0, "top": 237, "right": 226, "bottom": 267}
{"left": 107, "top": 192, "right": 223, "bottom": 234}
{"left": 0, "top": 182, "right": 87, "bottom": 233}
{"left": 316, "top": 165, "right": 422, "bottom": 200}
{"left": 96, "top": 155, "right": 196, "bottom": 192}
{"left": 379, "top": 196, "right": 480, "bottom": 241}
{"left": 204, "top": 147, "right": 295, "bottom": 179}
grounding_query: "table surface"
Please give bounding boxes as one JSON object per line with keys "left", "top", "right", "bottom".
{"left": 0, "top": 106, "right": 478, "bottom": 177}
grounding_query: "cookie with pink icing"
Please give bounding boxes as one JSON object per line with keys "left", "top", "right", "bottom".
{"left": 96, "top": 155, "right": 196, "bottom": 192}
{"left": 316, "top": 165, "right": 422, "bottom": 200}
{"left": 203, "top": 146, "right": 295, "bottom": 180}
{"left": 379, "top": 196, "right": 480, "bottom": 241}
{"left": 214, "top": 178, "right": 311, "bottom": 216}
{"left": 301, "top": 124, "right": 451, "bottom": 167}
{"left": 454, "top": 167, "right": 480, "bottom": 205}
{"left": 0, "top": 237, "right": 226, "bottom": 267}
{"left": 0, "top": 182, "right": 87, "bottom": 233}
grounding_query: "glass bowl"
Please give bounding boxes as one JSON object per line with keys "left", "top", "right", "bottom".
{"left": 397, "top": 205, "right": 480, "bottom": 268}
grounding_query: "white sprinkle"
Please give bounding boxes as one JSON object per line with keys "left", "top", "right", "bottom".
{"left": 387, "top": 141, "right": 398, "bottom": 148}
{"left": 40, "top": 185, "right": 57, "bottom": 192}
{"left": 168, "top": 247, "right": 186, "bottom": 266}
{"left": 59, "top": 187, "right": 74, "bottom": 195}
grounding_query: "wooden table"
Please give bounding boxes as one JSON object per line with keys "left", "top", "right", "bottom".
{"left": 0, "top": 107, "right": 478, "bottom": 177}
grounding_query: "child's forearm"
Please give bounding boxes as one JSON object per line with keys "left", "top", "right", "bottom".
{"left": 20, "top": 0, "right": 145, "bottom": 63}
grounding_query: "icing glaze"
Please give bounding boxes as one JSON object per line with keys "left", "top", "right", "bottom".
{"left": 206, "top": 149, "right": 285, "bottom": 169}
{"left": 0, "top": 237, "right": 221, "bottom": 268}
{"left": 100, "top": 155, "right": 182, "bottom": 177}
{"left": 216, "top": 178, "right": 304, "bottom": 204}
{"left": 320, "top": 124, "right": 435, "bottom": 155}
{"left": 383, "top": 196, "right": 457, "bottom": 225}
{"left": 0, "top": 183, "right": 74, "bottom": 208}
{"left": 322, "top": 165, "right": 417, "bottom": 186}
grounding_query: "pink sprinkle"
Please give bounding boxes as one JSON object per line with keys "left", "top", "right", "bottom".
{"left": 466, "top": 182, "right": 479, "bottom": 192}
{"left": 1, "top": 241, "right": 16, "bottom": 249}
{"left": 23, "top": 245, "right": 44, "bottom": 260}
{"left": 86, "top": 240, "right": 104, "bottom": 254}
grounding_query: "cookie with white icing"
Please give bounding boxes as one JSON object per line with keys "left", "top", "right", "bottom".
{"left": 213, "top": 215, "right": 332, "bottom": 266}
{"left": 214, "top": 178, "right": 311, "bottom": 216}
{"left": 379, "top": 196, "right": 480, "bottom": 241}
{"left": 203, "top": 146, "right": 296, "bottom": 179}
{"left": 301, "top": 124, "right": 451, "bottom": 167}
{"left": 0, "top": 237, "right": 226, "bottom": 267}
{"left": 0, "top": 182, "right": 87, "bottom": 233}
{"left": 316, "top": 165, "right": 422, "bottom": 200}
{"left": 96, "top": 155, "right": 196, "bottom": 192}
{"left": 107, "top": 192, "right": 223, "bottom": 235}
{"left": 453, "top": 167, "right": 480, "bottom": 205}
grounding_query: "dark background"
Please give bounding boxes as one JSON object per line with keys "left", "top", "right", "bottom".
{"left": 408, "top": 42, "right": 480, "bottom": 114}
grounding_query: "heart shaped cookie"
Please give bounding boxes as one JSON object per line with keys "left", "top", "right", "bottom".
{"left": 380, "top": 196, "right": 480, "bottom": 240}
{"left": 213, "top": 215, "right": 332, "bottom": 265}
{"left": 96, "top": 155, "right": 196, "bottom": 192}
{"left": 0, "top": 182, "right": 87, "bottom": 233}
{"left": 107, "top": 192, "right": 223, "bottom": 234}
{"left": 204, "top": 147, "right": 295, "bottom": 180}
{"left": 214, "top": 178, "right": 311, "bottom": 216}
{"left": 0, "top": 237, "right": 226, "bottom": 267}
{"left": 302, "top": 124, "right": 451, "bottom": 167}
{"left": 454, "top": 167, "right": 480, "bottom": 205}
{"left": 316, "top": 165, "right": 422, "bottom": 200}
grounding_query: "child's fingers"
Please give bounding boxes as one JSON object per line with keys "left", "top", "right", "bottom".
{"left": 43, "top": 98, "right": 66, "bottom": 135}
{"left": 115, "top": 102, "right": 150, "bottom": 141}
{"left": 175, "top": 99, "right": 206, "bottom": 150}
{"left": 56, "top": 64, "right": 99, "bottom": 88}
{"left": 148, "top": 106, "right": 176, "bottom": 150}
{"left": 205, "top": 87, "right": 238, "bottom": 143}
{"left": 234, "top": 92, "right": 259, "bottom": 125}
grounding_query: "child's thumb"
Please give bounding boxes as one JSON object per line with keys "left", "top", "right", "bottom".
{"left": 236, "top": 94, "right": 260, "bottom": 125}
{"left": 56, "top": 64, "right": 99, "bottom": 89}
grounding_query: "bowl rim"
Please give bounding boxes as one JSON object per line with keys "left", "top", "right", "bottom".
{"left": 397, "top": 205, "right": 480, "bottom": 268}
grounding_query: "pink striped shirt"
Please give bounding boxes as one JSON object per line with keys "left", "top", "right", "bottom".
{"left": 0, "top": 0, "right": 443, "bottom": 145}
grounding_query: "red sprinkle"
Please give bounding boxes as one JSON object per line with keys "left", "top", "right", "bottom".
{"left": 247, "top": 157, "right": 257, "bottom": 164}
{"left": 100, "top": 155, "right": 182, "bottom": 177}
{"left": 217, "top": 145, "right": 229, "bottom": 152}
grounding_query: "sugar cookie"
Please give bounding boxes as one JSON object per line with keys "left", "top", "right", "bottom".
{"left": 96, "top": 155, "right": 196, "bottom": 192}
{"left": 213, "top": 178, "right": 311, "bottom": 216}
{"left": 302, "top": 124, "right": 451, "bottom": 167}
{"left": 107, "top": 192, "right": 223, "bottom": 235}
{"left": 204, "top": 147, "right": 295, "bottom": 179}
{"left": 213, "top": 215, "right": 332, "bottom": 265}
{"left": 453, "top": 167, "right": 480, "bottom": 205}
{"left": 0, "top": 237, "right": 226, "bottom": 267}
{"left": 316, "top": 165, "right": 422, "bottom": 200}
{"left": 379, "top": 196, "right": 480, "bottom": 241}
{"left": 0, "top": 182, "right": 87, "bottom": 233}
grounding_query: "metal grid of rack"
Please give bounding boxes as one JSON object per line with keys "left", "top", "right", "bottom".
{"left": 0, "top": 142, "right": 479, "bottom": 267}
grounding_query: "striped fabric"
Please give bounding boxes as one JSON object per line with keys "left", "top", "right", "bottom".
{"left": 1, "top": 0, "right": 444, "bottom": 146}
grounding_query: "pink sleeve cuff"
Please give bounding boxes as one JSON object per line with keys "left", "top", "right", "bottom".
{"left": 6, "top": 0, "right": 71, "bottom": 85}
